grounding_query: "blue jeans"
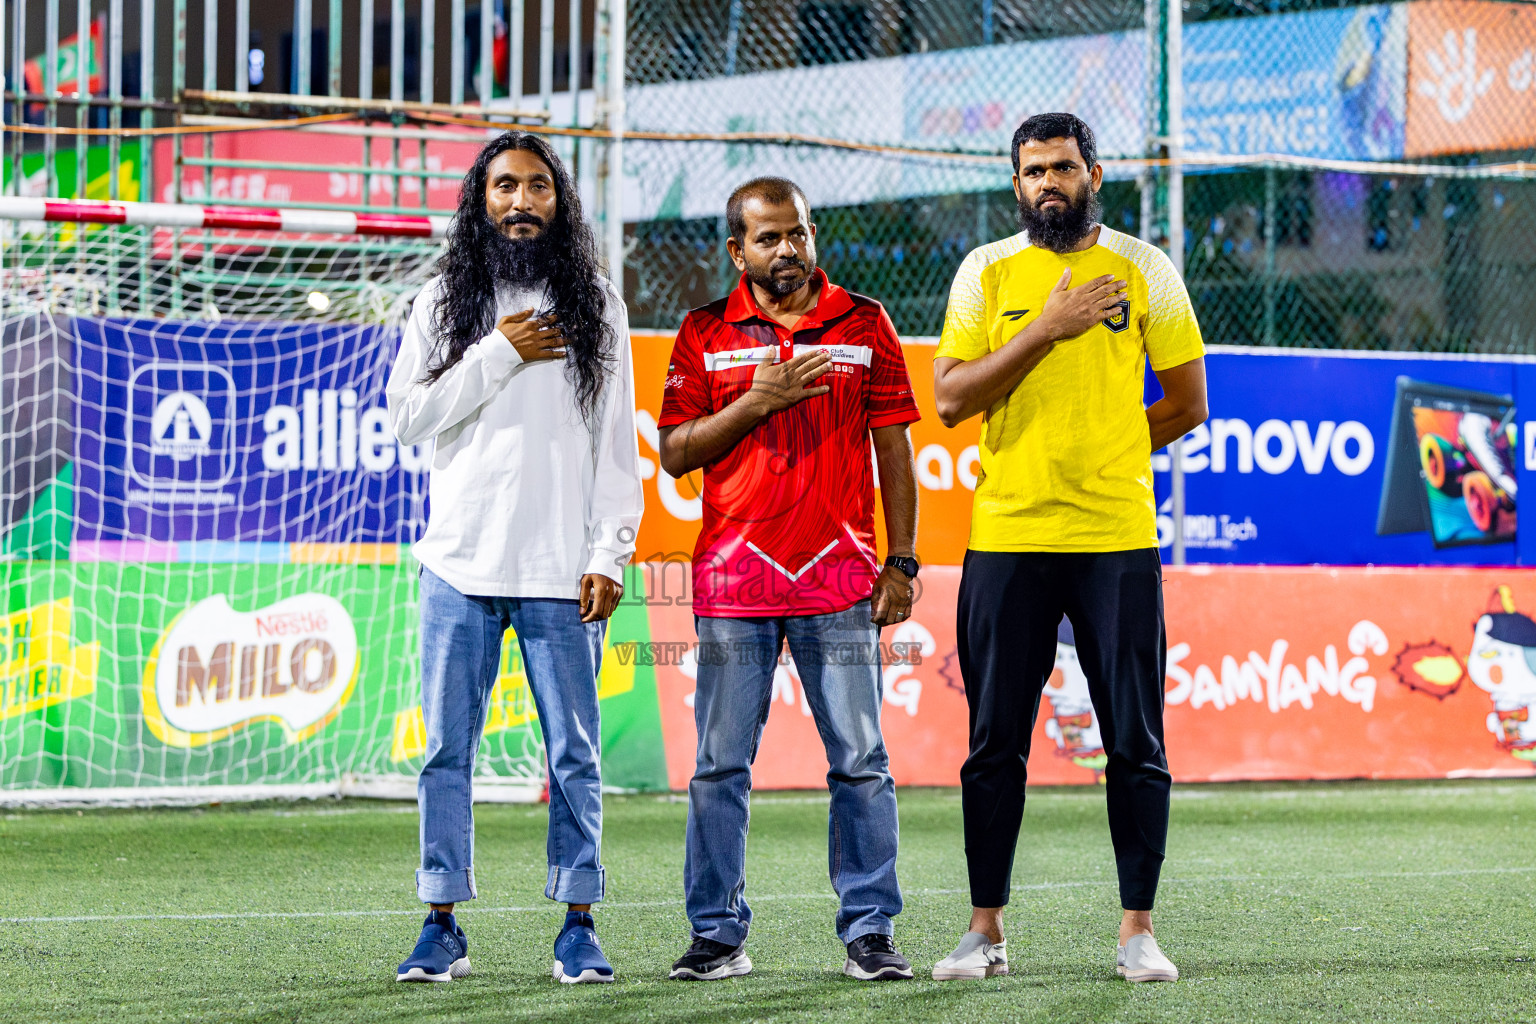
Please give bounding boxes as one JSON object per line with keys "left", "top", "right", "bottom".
{"left": 415, "top": 566, "right": 607, "bottom": 906}
{"left": 684, "top": 600, "right": 903, "bottom": 946}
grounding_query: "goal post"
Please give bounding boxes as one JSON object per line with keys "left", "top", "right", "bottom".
{"left": 0, "top": 197, "right": 646, "bottom": 807}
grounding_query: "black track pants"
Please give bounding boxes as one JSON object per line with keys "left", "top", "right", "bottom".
{"left": 956, "top": 548, "right": 1170, "bottom": 911}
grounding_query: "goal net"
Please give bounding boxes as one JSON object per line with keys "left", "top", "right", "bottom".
{"left": 0, "top": 199, "right": 564, "bottom": 806}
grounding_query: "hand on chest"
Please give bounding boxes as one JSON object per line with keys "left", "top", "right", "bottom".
{"left": 988, "top": 272, "right": 1142, "bottom": 352}
{"left": 712, "top": 334, "right": 868, "bottom": 406}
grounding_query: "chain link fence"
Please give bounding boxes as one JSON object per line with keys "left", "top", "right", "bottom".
{"left": 620, "top": 0, "right": 1536, "bottom": 353}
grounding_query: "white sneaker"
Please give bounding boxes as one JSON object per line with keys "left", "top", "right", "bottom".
{"left": 1117, "top": 934, "right": 1178, "bottom": 982}
{"left": 931, "top": 931, "right": 1008, "bottom": 980}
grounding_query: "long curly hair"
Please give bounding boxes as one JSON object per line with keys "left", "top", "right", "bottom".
{"left": 425, "top": 131, "right": 613, "bottom": 422}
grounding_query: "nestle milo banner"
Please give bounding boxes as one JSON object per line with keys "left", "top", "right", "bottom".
{"left": 0, "top": 561, "right": 669, "bottom": 792}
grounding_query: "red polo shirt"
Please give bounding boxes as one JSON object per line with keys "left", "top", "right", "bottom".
{"left": 658, "top": 269, "right": 920, "bottom": 617}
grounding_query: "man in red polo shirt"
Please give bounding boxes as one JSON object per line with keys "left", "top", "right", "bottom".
{"left": 656, "top": 177, "right": 921, "bottom": 982}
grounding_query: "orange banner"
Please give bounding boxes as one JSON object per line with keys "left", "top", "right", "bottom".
{"left": 630, "top": 331, "right": 980, "bottom": 568}
{"left": 647, "top": 564, "right": 1536, "bottom": 787}
{"left": 1405, "top": 0, "right": 1536, "bottom": 157}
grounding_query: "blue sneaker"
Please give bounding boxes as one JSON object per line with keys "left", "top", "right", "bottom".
{"left": 552, "top": 911, "right": 614, "bottom": 984}
{"left": 396, "top": 910, "right": 471, "bottom": 982}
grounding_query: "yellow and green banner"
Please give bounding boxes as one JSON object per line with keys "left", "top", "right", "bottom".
{"left": 0, "top": 560, "right": 669, "bottom": 792}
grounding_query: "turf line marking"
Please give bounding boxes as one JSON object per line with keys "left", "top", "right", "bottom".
{"left": 0, "top": 884, "right": 1081, "bottom": 925}
{"left": 1159, "top": 865, "right": 1536, "bottom": 886}
{"left": 9, "top": 866, "right": 1535, "bottom": 926}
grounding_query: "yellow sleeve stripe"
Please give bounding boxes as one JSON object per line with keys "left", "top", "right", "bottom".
{"left": 936, "top": 231, "right": 1030, "bottom": 361}
{"left": 1096, "top": 228, "right": 1185, "bottom": 320}
{"left": 1098, "top": 228, "right": 1204, "bottom": 369}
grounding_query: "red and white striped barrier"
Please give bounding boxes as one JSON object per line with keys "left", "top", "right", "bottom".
{"left": 0, "top": 196, "right": 450, "bottom": 238}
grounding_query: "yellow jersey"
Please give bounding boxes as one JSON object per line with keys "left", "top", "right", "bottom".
{"left": 935, "top": 227, "right": 1204, "bottom": 552}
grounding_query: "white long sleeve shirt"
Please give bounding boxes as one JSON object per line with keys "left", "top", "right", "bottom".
{"left": 387, "top": 275, "right": 644, "bottom": 599}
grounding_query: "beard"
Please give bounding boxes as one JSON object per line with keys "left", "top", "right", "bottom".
{"left": 746, "top": 251, "right": 816, "bottom": 298}
{"left": 1017, "top": 183, "right": 1101, "bottom": 253}
{"left": 485, "top": 213, "right": 558, "bottom": 286}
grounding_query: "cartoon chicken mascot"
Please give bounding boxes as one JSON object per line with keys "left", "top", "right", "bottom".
{"left": 1467, "top": 587, "right": 1536, "bottom": 761}
{"left": 1043, "top": 618, "right": 1108, "bottom": 778}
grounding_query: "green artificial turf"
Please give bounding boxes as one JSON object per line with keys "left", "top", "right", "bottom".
{"left": 2, "top": 781, "right": 1534, "bottom": 1023}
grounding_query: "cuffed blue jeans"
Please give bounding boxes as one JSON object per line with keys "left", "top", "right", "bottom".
{"left": 414, "top": 566, "right": 606, "bottom": 906}
{"left": 684, "top": 600, "right": 903, "bottom": 946}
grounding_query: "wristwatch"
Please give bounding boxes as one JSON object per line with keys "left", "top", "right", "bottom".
{"left": 884, "top": 555, "right": 920, "bottom": 580}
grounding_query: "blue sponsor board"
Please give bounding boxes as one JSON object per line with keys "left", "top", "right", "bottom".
{"left": 1183, "top": 4, "right": 1407, "bottom": 161}
{"left": 74, "top": 318, "right": 425, "bottom": 549}
{"left": 1150, "top": 347, "right": 1534, "bottom": 566}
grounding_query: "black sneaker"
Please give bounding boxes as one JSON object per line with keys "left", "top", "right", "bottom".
{"left": 843, "top": 933, "right": 913, "bottom": 981}
{"left": 669, "top": 936, "right": 753, "bottom": 980}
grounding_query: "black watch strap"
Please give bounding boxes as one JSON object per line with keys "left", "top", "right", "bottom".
{"left": 884, "top": 555, "right": 920, "bottom": 579}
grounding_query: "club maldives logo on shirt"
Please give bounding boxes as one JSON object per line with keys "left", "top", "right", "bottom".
{"left": 1103, "top": 300, "right": 1131, "bottom": 333}
{"left": 142, "top": 593, "right": 360, "bottom": 748}
{"left": 702, "top": 344, "right": 874, "bottom": 372}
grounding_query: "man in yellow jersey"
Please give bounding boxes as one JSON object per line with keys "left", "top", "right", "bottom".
{"left": 928, "top": 113, "right": 1208, "bottom": 984}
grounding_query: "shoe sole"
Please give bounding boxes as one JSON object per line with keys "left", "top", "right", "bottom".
{"left": 1118, "top": 966, "right": 1178, "bottom": 983}
{"left": 396, "top": 957, "right": 471, "bottom": 983}
{"left": 552, "top": 961, "right": 615, "bottom": 984}
{"left": 842, "top": 959, "right": 914, "bottom": 981}
{"left": 669, "top": 956, "right": 754, "bottom": 981}
{"left": 932, "top": 963, "right": 1008, "bottom": 981}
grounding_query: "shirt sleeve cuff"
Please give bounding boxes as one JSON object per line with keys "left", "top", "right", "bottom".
{"left": 869, "top": 407, "right": 922, "bottom": 429}
{"left": 479, "top": 330, "right": 524, "bottom": 372}
{"left": 1149, "top": 347, "right": 1205, "bottom": 372}
{"left": 582, "top": 548, "right": 631, "bottom": 584}
{"left": 655, "top": 409, "right": 698, "bottom": 428}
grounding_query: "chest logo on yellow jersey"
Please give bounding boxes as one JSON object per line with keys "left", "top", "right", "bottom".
{"left": 1001, "top": 308, "right": 1031, "bottom": 321}
{"left": 1103, "top": 300, "right": 1130, "bottom": 333}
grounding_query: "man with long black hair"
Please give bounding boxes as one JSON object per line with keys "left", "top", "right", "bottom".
{"left": 931, "top": 113, "right": 1207, "bottom": 983}
{"left": 386, "top": 131, "right": 642, "bottom": 985}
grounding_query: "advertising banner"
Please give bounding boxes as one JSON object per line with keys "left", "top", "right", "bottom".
{"left": 2, "top": 144, "right": 142, "bottom": 210}
{"left": 70, "top": 323, "right": 1536, "bottom": 568}
{"left": 10, "top": 559, "right": 1533, "bottom": 792}
{"left": 0, "top": 561, "right": 668, "bottom": 792}
{"left": 648, "top": 564, "right": 1536, "bottom": 788}
{"left": 1183, "top": 4, "right": 1407, "bottom": 160}
{"left": 623, "top": 4, "right": 1415, "bottom": 218}
{"left": 1, "top": 313, "right": 75, "bottom": 561}
{"left": 897, "top": 30, "right": 1146, "bottom": 196}
{"left": 73, "top": 317, "right": 427, "bottom": 558}
{"left": 30, "top": 316, "right": 1536, "bottom": 795}
{"left": 1405, "top": 0, "right": 1536, "bottom": 157}
{"left": 1148, "top": 347, "right": 1534, "bottom": 567}
{"left": 24, "top": 21, "right": 103, "bottom": 96}
{"left": 152, "top": 130, "right": 485, "bottom": 210}
{"left": 624, "top": 58, "right": 908, "bottom": 222}
{"left": 635, "top": 337, "right": 1535, "bottom": 570}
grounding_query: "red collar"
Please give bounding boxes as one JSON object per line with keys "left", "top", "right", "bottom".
{"left": 723, "top": 268, "right": 852, "bottom": 331}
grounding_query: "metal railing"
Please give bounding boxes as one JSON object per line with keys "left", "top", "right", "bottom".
{"left": 1, "top": 0, "right": 630, "bottom": 304}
